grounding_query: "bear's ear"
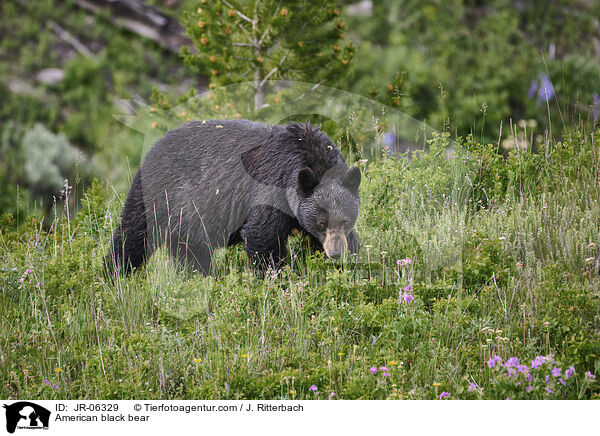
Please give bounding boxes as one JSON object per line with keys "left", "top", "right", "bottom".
{"left": 298, "top": 167, "right": 319, "bottom": 196}
{"left": 342, "top": 166, "right": 361, "bottom": 193}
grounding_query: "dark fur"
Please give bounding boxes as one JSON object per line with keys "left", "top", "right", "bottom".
{"left": 106, "top": 119, "right": 360, "bottom": 275}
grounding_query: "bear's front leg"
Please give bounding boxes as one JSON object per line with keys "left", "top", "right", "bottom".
{"left": 347, "top": 229, "right": 360, "bottom": 253}
{"left": 240, "top": 205, "right": 298, "bottom": 272}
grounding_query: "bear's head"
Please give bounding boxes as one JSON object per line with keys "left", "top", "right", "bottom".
{"left": 295, "top": 165, "right": 361, "bottom": 258}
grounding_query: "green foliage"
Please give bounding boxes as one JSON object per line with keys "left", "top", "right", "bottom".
{"left": 180, "top": 0, "right": 354, "bottom": 111}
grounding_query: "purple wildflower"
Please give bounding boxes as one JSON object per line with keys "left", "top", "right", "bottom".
{"left": 507, "top": 368, "right": 517, "bottom": 377}
{"left": 551, "top": 367, "right": 561, "bottom": 377}
{"left": 546, "top": 386, "right": 553, "bottom": 394}
{"left": 379, "top": 366, "right": 389, "bottom": 372}
{"left": 25, "top": 268, "right": 31, "bottom": 274}
{"left": 52, "top": 384, "right": 58, "bottom": 389}
{"left": 585, "top": 371, "right": 596, "bottom": 379}
{"left": 309, "top": 385, "right": 317, "bottom": 392}
{"left": 565, "top": 366, "right": 575, "bottom": 379}
{"left": 558, "top": 378, "right": 566, "bottom": 386}
{"left": 369, "top": 366, "right": 378, "bottom": 374}
{"left": 537, "top": 74, "right": 555, "bottom": 104}
{"left": 531, "top": 355, "right": 545, "bottom": 369}
{"left": 468, "top": 382, "right": 479, "bottom": 391}
{"left": 545, "top": 375, "right": 550, "bottom": 384}
{"left": 402, "top": 293, "right": 414, "bottom": 303}
{"left": 504, "top": 357, "right": 520, "bottom": 368}
{"left": 18, "top": 277, "right": 25, "bottom": 283}
{"left": 527, "top": 373, "right": 533, "bottom": 382}
{"left": 382, "top": 372, "right": 391, "bottom": 378}
{"left": 488, "top": 355, "right": 502, "bottom": 368}
{"left": 517, "top": 364, "right": 529, "bottom": 374}
{"left": 528, "top": 80, "right": 538, "bottom": 99}
{"left": 526, "top": 385, "right": 533, "bottom": 393}
{"left": 397, "top": 258, "right": 412, "bottom": 266}
{"left": 43, "top": 379, "right": 50, "bottom": 385}
{"left": 594, "top": 92, "right": 599, "bottom": 123}
{"left": 439, "top": 392, "right": 450, "bottom": 400}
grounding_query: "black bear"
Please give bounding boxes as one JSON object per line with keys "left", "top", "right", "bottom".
{"left": 107, "top": 119, "right": 361, "bottom": 275}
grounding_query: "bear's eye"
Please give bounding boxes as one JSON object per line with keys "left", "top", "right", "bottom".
{"left": 317, "top": 222, "right": 327, "bottom": 232}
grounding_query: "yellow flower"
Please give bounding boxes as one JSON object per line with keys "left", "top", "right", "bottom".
{"left": 389, "top": 361, "right": 398, "bottom": 366}
{"left": 193, "top": 358, "right": 202, "bottom": 364}
{"left": 327, "top": 360, "right": 332, "bottom": 366}
{"left": 241, "top": 354, "right": 251, "bottom": 359}
{"left": 337, "top": 352, "right": 344, "bottom": 357}
{"left": 290, "top": 390, "right": 296, "bottom": 396}
{"left": 432, "top": 382, "right": 441, "bottom": 387}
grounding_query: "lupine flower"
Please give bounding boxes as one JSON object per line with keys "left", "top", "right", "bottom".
{"left": 531, "top": 355, "right": 545, "bottom": 369}
{"left": 528, "top": 80, "right": 538, "bottom": 99}
{"left": 468, "top": 382, "right": 479, "bottom": 392}
{"left": 439, "top": 392, "right": 450, "bottom": 400}
{"left": 551, "top": 367, "right": 561, "bottom": 377}
{"left": 585, "top": 371, "right": 596, "bottom": 379}
{"left": 504, "top": 357, "right": 519, "bottom": 368}
{"left": 537, "top": 74, "right": 555, "bottom": 104}
{"left": 369, "top": 367, "right": 378, "bottom": 374}
{"left": 488, "top": 355, "right": 502, "bottom": 368}
{"left": 309, "top": 385, "right": 317, "bottom": 391}
{"left": 565, "top": 366, "right": 575, "bottom": 379}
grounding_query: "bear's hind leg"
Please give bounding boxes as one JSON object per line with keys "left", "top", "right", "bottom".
{"left": 106, "top": 170, "right": 151, "bottom": 275}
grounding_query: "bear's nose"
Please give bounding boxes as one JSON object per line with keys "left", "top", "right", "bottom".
{"left": 324, "top": 231, "right": 347, "bottom": 259}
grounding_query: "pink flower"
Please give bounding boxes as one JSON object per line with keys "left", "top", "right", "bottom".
{"left": 585, "top": 371, "right": 596, "bottom": 379}
{"left": 402, "top": 293, "right": 414, "bottom": 303}
{"left": 43, "top": 379, "right": 50, "bottom": 385}
{"left": 488, "top": 355, "right": 502, "bottom": 368}
{"left": 52, "top": 384, "right": 58, "bottom": 389}
{"left": 309, "top": 385, "right": 317, "bottom": 391}
{"left": 439, "top": 392, "right": 450, "bottom": 400}
{"left": 369, "top": 366, "right": 378, "bottom": 374}
{"left": 565, "top": 366, "right": 575, "bottom": 379}
{"left": 379, "top": 366, "right": 389, "bottom": 372}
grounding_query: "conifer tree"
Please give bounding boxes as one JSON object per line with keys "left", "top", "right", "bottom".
{"left": 181, "top": 0, "right": 354, "bottom": 112}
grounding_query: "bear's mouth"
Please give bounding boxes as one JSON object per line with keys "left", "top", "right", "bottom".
{"left": 323, "top": 229, "right": 348, "bottom": 259}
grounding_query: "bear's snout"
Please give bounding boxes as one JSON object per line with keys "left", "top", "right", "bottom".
{"left": 323, "top": 229, "right": 348, "bottom": 259}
